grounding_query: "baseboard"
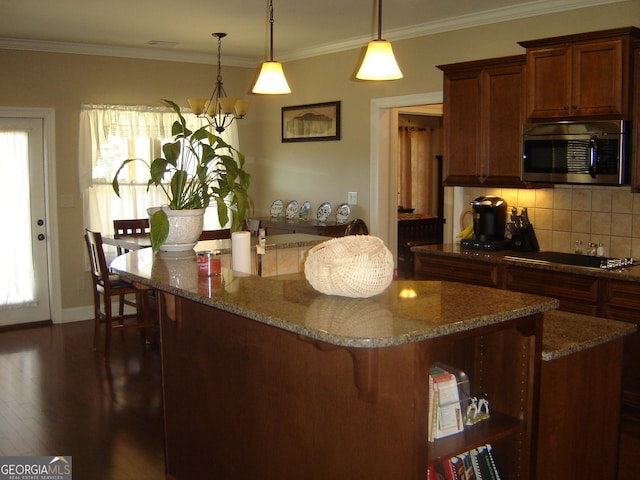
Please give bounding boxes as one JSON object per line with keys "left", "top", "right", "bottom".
{"left": 59, "top": 305, "right": 94, "bottom": 323}
{"left": 60, "top": 302, "right": 138, "bottom": 324}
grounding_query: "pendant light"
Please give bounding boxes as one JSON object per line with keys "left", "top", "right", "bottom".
{"left": 187, "top": 33, "right": 249, "bottom": 133}
{"left": 356, "top": 0, "right": 403, "bottom": 81}
{"left": 252, "top": 0, "right": 291, "bottom": 94}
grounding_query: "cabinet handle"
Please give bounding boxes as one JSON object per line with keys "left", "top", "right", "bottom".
{"left": 563, "top": 105, "right": 570, "bottom": 110}
{"left": 450, "top": 266, "right": 458, "bottom": 272}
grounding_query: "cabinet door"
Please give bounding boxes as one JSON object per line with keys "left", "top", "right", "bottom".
{"left": 600, "top": 279, "right": 640, "bottom": 421}
{"left": 571, "top": 39, "right": 625, "bottom": 117}
{"left": 525, "top": 46, "right": 572, "bottom": 119}
{"left": 442, "top": 69, "right": 482, "bottom": 185}
{"left": 482, "top": 63, "right": 526, "bottom": 185}
{"left": 631, "top": 42, "right": 640, "bottom": 192}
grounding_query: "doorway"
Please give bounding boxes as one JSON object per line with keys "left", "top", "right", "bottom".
{"left": 369, "top": 92, "right": 451, "bottom": 272}
{"left": 0, "top": 109, "right": 59, "bottom": 326}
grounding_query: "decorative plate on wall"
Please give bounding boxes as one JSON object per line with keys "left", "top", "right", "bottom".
{"left": 299, "top": 201, "right": 311, "bottom": 221}
{"left": 270, "top": 199, "right": 283, "bottom": 217}
{"left": 335, "top": 203, "right": 351, "bottom": 224}
{"left": 286, "top": 200, "right": 299, "bottom": 220}
{"left": 317, "top": 202, "right": 332, "bottom": 222}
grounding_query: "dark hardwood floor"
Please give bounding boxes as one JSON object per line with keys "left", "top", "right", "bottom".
{"left": 0, "top": 320, "right": 164, "bottom": 480}
{"left": 0, "top": 320, "right": 638, "bottom": 480}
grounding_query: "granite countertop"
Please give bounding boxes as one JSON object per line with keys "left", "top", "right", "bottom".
{"left": 196, "top": 233, "right": 329, "bottom": 254}
{"left": 111, "top": 247, "right": 558, "bottom": 349}
{"left": 412, "top": 244, "right": 640, "bottom": 282}
{"left": 542, "top": 310, "right": 637, "bottom": 361}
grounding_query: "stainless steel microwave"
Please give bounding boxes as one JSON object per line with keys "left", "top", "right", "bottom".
{"left": 522, "top": 120, "right": 628, "bottom": 185}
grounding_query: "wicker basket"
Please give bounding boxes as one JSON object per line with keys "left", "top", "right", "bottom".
{"left": 304, "top": 235, "right": 394, "bottom": 298}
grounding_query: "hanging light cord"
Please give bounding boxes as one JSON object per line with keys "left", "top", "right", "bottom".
{"left": 376, "top": 0, "right": 383, "bottom": 41}
{"left": 268, "top": 0, "right": 275, "bottom": 61}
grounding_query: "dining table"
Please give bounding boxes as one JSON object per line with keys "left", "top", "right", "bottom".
{"left": 101, "top": 234, "right": 152, "bottom": 251}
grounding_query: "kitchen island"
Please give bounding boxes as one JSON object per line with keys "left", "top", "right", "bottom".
{"left": 111, "top": 245, "right": 558, "bottom": 480}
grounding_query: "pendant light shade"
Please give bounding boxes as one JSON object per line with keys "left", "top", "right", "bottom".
{"left": 253, "top": 61, "right": 290, "bottom": 94}
{"left": 252, "top": 0, "right": 291, "bottom": 94}
{"left": 356, "top": 0, "right": 403, "bottom": 81}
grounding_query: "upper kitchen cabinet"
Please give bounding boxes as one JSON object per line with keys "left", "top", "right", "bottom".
{"left": 438, "top": 55, "right": 526, "bottom": 187}
{"left": 633, "top": 39, "right": 640, "bottom": 192}
{"left": 519, "top": 27, "right": 640, "bottom": 120}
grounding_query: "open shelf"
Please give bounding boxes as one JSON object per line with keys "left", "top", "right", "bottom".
{"left": 427, "top": 410, "right": 525, "bottom": 464}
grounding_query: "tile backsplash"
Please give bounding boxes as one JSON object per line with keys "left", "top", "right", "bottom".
{"left": 462, "top": 185, "right": 640, "bottom": 259}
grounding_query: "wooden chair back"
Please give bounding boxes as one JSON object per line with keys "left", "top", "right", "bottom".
{"left": 344, "top": 218, "right": 369, "bottom": 236}
{"left": 113, "top": 219, "right": 150, "bottom": 254}
{"left": 85, "top": 229, "right": 110, "bottom": 285}
{"left": 199, "top": 229, "right": 231, "bottom": 240}
{"left": 113, "top": 218, "right": 150, "bottom": 237}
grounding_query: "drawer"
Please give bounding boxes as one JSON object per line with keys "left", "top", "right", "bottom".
{"left": 414, "top": 254, "right": 500, "bottom": 288}
{"left": 505, "top": 266, "right": 599, "bottom": 315}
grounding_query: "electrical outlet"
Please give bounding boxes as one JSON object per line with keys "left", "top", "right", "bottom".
{"left": 347, "top": 192, "right": 358, "bottom": 205}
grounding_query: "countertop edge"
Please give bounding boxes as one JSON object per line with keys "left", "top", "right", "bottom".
{"left": 117, "top": 269, "right": 559, "bottom": 349}
{"left": 541, "top": 310, "right": 637, "bottom": 361}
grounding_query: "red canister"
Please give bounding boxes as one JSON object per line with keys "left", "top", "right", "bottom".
{"left": 197, "top": 251, "right": 221, "bottom": 276}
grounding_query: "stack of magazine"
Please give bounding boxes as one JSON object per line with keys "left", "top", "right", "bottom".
{"left": 428, "top": 363, "right": 469, "bottom": 441}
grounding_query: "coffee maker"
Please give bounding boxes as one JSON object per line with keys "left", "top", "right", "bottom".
{"left": 461, "top": 196, "right": 511, "bottom": 251}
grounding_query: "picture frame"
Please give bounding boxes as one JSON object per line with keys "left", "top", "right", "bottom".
{"left": 281, "top": 101, "right": 341, "bottom": 143}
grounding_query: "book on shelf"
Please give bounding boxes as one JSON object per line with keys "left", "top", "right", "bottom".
{"left": 434, "top": 444, "right": 500, "bottom": 480}
{"left": 428, "top": 364, "right": 468, "bottom": 441}
{"left": 456, "top": 450, "right": 475, "bottom": 480}
{"left": 470, "top": 444, "right": 502, "bottom": 480}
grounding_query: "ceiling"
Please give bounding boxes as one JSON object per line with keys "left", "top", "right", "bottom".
{"left": 0, "top": 0, "right": 622, "bottom": 67}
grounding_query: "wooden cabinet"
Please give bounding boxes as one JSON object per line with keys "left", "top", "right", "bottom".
{"left": 519, "top": 28, "right": 639, "bottom": 120}
{"left": 601, "top": 279, "right": 640, "bottom": 422}
{"left": 413, "top": 249, "right": 640, "bottom": 422}
{"left": 255, "top": 217, "right": 348, "bottom": 237}
{"left": 414, "top": 254, "right": 502, "bottom": 288}
{"left": 632, "top": 40, "right": 640, "bottom": 192}
{"left": 157, "top": 291, "right": 541, "bottom": 480}
{"left": 504, "top": 265, "right": 600, "bottom": 315}
{"left": 438, "top": 55, "right": 526, "bottom": 187}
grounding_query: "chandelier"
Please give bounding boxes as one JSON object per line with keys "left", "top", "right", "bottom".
{"left": 188, "top": 33, "right": 249, "bottom": 133}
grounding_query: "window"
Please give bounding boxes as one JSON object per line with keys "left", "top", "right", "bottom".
{"left": 79, "top": 104, "right": 239, "bottom": 238}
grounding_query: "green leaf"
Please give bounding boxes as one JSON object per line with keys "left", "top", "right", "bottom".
{"left": 149, "top": 209, "right": 169, "bottom": 252}
{"left": 112, "top": 158, "right": 147, "bottom": 196}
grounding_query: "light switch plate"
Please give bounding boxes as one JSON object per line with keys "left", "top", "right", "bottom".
{"left": 347, "top": 192, "right": 357, "bottom": 205}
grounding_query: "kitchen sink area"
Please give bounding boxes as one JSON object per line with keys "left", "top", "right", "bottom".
{"left": 504, "top": 251, "right": 635, "bottom": 270}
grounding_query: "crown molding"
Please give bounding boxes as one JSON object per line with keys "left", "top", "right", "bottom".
{"left": 0, "top": 37, "right": 257, "bottom": 67}
{"left": 278, "top": 0, "right": 628, "bottom": 61}
{"left": 0, "top": 0, "right": 628, "bottom": 65}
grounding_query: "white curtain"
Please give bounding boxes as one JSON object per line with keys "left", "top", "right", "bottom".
{"left": 79, "top": 104, "right": 239, "bottom": 236}
{"left": 0, "top": 130, "right": 36, "bottom": 307}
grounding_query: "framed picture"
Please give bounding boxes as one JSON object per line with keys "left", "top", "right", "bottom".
{"left": 281, "top": 101, "right": 341, "bottom": 143}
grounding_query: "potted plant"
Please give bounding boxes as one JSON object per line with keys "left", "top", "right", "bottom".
{"left": 112, "top": 99, "right": 252, "bottom": 252}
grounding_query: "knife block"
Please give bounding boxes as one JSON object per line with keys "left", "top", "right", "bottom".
{"left": 510, "top": 224, "right": 539, "bottom": 252}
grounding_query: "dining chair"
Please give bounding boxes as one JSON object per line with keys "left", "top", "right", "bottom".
{"left": 84, "top": 229, "right": 155, "bottom": 359}
{"left": 344, "top": 218, "right": 369, "bottom": 236}
{"left": 112, "top": 218, "right": 151, "bottom": 315}
{"left": 113, "top": 218, "right": 150, "bottom": 255}
{"left": 199, "top": 228, "right": 231, "bottom": 240}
